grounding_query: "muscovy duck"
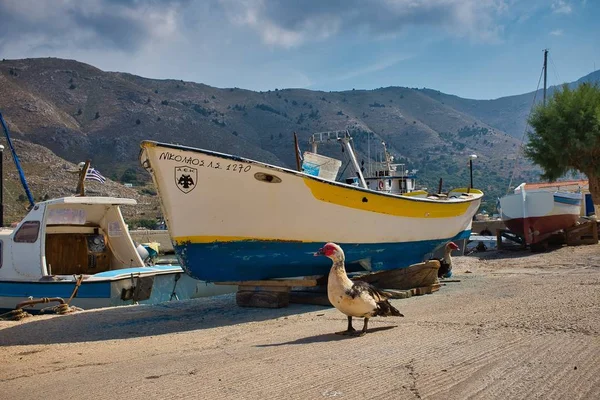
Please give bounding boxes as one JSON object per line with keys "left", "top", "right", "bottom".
{"left": 435, "top": 242, "right": 460, "bottom": 278}
{"left": 315, "top": 242, "right": 404, "bottom": 337}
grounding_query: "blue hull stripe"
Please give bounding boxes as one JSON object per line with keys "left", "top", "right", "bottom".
{"left": 0, "top": 281, "right": 110, "bottom": 299}
{"left": 176, "top": 231, "right": 470, "bottom": 281}
{"left": 553, "top": 195, "right": 581, "bottom": 206}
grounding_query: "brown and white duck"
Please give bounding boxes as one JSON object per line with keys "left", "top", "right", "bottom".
{"left": 435, "top": 242, "right": 460, "bottom": 278}
{"left": 315, "top": 242, "right": 404, "bottom": 336}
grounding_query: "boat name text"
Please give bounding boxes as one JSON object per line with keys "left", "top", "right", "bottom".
{"left": 159, "top": 152, "right": 252, "bottom": 173}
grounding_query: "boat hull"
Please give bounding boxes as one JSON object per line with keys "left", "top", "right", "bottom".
{"left": 140, "top": 141, "right": 482, "bottom": 281}
{"left": 499, "top": 190, "right": 582, "bottom": 244}
{"left": 0, "top": 266, "right": 200, "bottom": 311}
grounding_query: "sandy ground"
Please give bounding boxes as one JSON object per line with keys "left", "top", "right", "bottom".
{"left": 1, "top": 244, "right": 599, "bottom": 400}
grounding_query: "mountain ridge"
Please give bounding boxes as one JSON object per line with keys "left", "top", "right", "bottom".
{"left": 1, "top": 57, "right": 597, "bottom": 217}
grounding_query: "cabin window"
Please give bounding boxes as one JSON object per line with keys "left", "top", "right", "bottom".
{"left": 0, "top": 241, "right": 3, "bottom": 268}
{"left": 14, "top": 221, "right": 41, "bottom": 243}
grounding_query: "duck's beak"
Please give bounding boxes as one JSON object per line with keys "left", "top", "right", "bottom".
{"left": 314, "top": 247, "right": 325, "bottom": 257}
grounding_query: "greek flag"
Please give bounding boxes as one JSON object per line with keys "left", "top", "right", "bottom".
{"left": 85, "top": 167, "right": 106, "bottom": 183}
{"left": 296, "top": 140, "right": 303, "bottom": 162}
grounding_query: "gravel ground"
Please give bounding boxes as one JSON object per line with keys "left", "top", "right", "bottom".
{"left": 1, "top": 244, "right": 599, "bottom": 400}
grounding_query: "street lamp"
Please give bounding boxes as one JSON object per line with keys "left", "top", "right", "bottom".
{"left": 468, "top": 154, "right": 478, "bottom": 193}
{"left": 0, "top": 144, "right": 4, "bottom": 227}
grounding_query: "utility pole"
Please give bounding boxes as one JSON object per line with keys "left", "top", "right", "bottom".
{"left": 0, "top": 145, "right": 4, "bottom": 227}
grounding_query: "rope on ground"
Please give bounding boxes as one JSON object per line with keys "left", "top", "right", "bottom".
{"left": 0, "top": 309, "right": 32, "bottom": 321}
{"left": 39, "top": 303, "right": 83, "bottom": 315}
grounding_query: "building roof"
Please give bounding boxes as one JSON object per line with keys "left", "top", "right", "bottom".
{"left": 524, "top": 180, "right": 588, "bottom": 190}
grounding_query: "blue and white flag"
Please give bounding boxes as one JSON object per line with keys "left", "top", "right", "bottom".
{"left": 85, "top": 167, "right": 106, "bottom": 183}
{"left": 296, "top": 140, "right": 303, "bottom": 162}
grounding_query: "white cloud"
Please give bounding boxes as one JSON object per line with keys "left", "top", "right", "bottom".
{"left": 549, "top": 29, "right": 564, "bottom": 36}
{"left": 219, "top": 0, "right": 510, "bottom": 48}
{"left": 334, "top": 55, "right": 414, "bottom": 82}
{"left": 552, "top": 0, "right": 572, "bottom": 14}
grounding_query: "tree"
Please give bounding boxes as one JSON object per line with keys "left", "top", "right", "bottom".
{"left": 525, "top": 83, "right": 600, "bottom": 214}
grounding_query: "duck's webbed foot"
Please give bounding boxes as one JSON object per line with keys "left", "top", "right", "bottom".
{"left": 335, "top": 316, "right": 358, "bottom": 336}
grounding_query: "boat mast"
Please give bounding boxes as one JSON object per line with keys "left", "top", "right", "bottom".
{"left": 341, "top": 132, "right": 367, "bottom": 189}
{"left": 0, "top": 111, "right": 35, "bottom": 209}
{"left": 543, "top": 49, "right": 548, "bottom": 106}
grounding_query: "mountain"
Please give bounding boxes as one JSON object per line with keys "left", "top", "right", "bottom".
{"left": 0, "top": 57, "right": 596, "bottom": 217}
{"left": 0, "top": 139, "right": 159, "bottom": 224}
{"left": 420, "top": 70, "right": 600, "bottom": 140}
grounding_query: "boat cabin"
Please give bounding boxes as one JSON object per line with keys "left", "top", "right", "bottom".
{"left": 0, "top": 197, "right": 144, "bottom": 281}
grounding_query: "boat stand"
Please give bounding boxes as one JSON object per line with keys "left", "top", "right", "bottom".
{"left": 565, "top": 220, "right": 599, "bottom": 246}
{"left": 215, "top": 261, "right": 445, "bottom": 309}
{"left": 215, "top": 279, "right": 319, "bottom": 308}
{"left": 496, "top": 229, "right": 527, "bottom": 250}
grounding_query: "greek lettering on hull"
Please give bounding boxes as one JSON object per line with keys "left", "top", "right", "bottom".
{"left": 175, "top": 166, "right": 197, "bottom": 194}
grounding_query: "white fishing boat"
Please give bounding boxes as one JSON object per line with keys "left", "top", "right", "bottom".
{"left": 0, "top": 110, "right": 232, "bottom": 312}
{"left": 139, "top": 130, "right": 483, "bottom": 282}
{"left": 0, "top": 196, "right": 205, "bottom": 311}
{"left": 498, "top": 50, "right": 584, "bottom": 245}
{"left": 498, "top": 183, "right": 582, "bottom": 245}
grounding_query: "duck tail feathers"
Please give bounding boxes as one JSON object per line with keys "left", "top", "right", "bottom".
{"left": 375, "top": 300, "right": 404, "bottom": 317}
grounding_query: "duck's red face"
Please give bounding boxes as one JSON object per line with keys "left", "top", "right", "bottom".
{"left": 314, "top": 243, "right": 339, "bottom": 258}
{"left": 448, "top": 242, "right": 460, "bottom": 250}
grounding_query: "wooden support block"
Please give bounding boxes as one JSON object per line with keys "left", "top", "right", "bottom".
{"left": 215, "top": 279, "right": 318, "bottom": 287}
{"left": 381, "top": 289, "right": 413, "bottom": 299}
{"left": 565, "top": 221, "right": 599, "bottom": 246}
{"left": 289, "top": 291, "right": 332, "bottom": 307}
{"left": 410, "top": 283, "right": 441, "bottom": 296}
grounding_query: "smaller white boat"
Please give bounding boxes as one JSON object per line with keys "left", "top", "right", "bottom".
{"left": 498, "top": 183, "right": 582, "bottom": 245}
{"left": 0, "top": 196, "right": 202, "bottom": 311}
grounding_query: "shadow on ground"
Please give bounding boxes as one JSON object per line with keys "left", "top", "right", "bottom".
{"left": 255, "top": 326, "right": 397, "bottom": 347}
{"left": 464, "top": 245, "right": 566, "bottom": 261}
{"left": 0, "top": 294, "right": 328, "bottom": 346}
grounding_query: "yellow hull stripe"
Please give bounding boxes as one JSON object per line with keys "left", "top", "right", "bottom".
{"left": 302, "top": 179, "right": 480, "bottom": 218}
{"left": 173, "top": 235, "right": 310, "bottom": 245}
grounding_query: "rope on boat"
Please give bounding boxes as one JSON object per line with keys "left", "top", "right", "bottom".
{"left": 169, "top": 273, "right": 181, "bottom": 301}
{"left": 66, "top": 274, "right": 85, "bottom": 304}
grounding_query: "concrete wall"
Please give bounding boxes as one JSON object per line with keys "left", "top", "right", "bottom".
{"left": 130, "top": 230, "right": 174, "bottom": 253}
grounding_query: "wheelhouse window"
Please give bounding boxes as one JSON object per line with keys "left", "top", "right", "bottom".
{"left": 14, "top": 221, "right": 41, "bottom": 243}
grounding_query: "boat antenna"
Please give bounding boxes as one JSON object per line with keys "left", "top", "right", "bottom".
{"left": 505, "top": 52, "right": 546, "bottom": 195}
{"left": 543, "top": 48, "right": 548, "bottom": 106}
{"left": 0, "top": 110, "right": 35, "bottom": 208}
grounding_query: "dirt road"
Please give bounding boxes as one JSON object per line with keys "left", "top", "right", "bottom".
{"left": 1, "top": 244, "right": 599, "bottom": 399}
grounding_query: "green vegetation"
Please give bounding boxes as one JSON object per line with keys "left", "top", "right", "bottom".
{"left": 457, "top": 125, "right": 489, "bottom": 138}
{"left": 139, "top": 187, "right": 157, "bottom": 196}
{"left": 127, "top": 218, "right": 157, "bottom": 229}
{"left": 120, "top": 167, "right": 138, "bottom": 183}
{"left": 526, "top": 82, "right": 600, "bottom": 210}
{"left": 255, "top": 103, "right": 281, "bottom": 115}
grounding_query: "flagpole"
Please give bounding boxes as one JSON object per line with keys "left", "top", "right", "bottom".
{"left": 76, "top": 159, "right": 91, "bottom": 196}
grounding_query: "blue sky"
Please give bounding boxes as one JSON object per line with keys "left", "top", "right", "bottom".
{"left": 0, "top": 0, "right": 598, "bottom": 99}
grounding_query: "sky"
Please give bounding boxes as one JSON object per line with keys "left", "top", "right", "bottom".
{"left": 0, "top": 0, "right": 598, "bottom": 100}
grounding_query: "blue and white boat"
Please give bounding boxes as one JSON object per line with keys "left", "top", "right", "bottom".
{"left": 0, "top": 196, "right": 202, "bottom": 311}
